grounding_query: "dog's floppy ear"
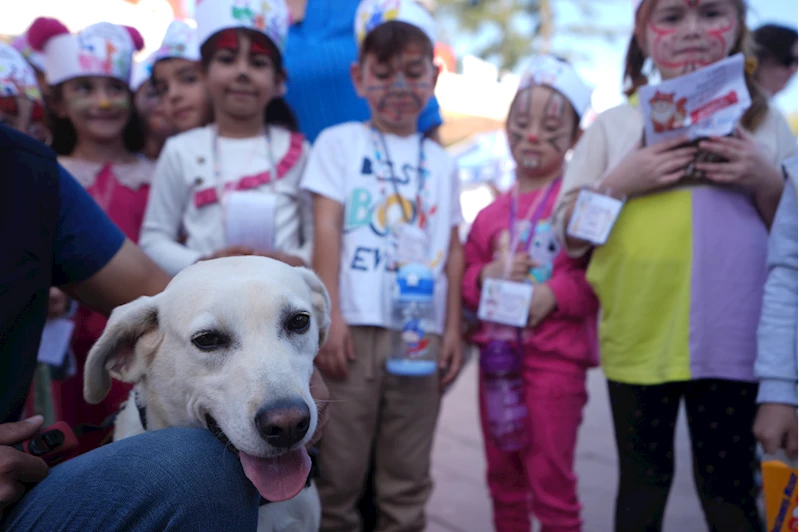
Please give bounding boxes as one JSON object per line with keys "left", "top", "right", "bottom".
{"left": 84, "top": 294, "right": 162, "bottom": 404}
{"left": 296, "top": 267, "right": 331, "bottom": 347}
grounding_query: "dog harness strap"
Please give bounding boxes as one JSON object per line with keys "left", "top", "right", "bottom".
{"left": 135, "top": 389, "right": 148, "bottom": 431}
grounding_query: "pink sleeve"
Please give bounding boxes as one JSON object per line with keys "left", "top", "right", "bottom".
{"left": 546, "top": 252, "right": 598, "bottom": 319}
{"left": 462, "top": 213, "right": 492, "bottom": 311}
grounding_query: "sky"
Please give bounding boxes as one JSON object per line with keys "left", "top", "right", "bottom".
{"left": 447, "top": 0, "right": 799, "bottom": 115}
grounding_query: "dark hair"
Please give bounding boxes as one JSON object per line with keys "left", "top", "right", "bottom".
{"left": 200, "top": 28, "right": 298, "bottom": 132}
{"left": 753, "top": 24, "right": 798, "bottom": 65}
{"left": 47, "top": 83, "right": 144, "bottom": 156}
{"left": 358, "top": 21, "right": 434, "bottom": 64}
{"left": 623, "top": 0, "right": 768, "bottom": 131}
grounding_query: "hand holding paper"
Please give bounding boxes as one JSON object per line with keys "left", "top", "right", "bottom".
{"left": 696, "top": 127, "right": 785, "bottom": 195}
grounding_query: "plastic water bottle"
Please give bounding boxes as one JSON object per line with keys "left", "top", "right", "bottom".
{"left": 387, "top": 263, "right": 438, "bottom": 377}
{"left": 480, "top": 325, "right": 529, "bottom": 451}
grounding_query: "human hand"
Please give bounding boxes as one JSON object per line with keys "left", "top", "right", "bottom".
{"left": 527, "top": 283, "right": 556, "bottom": 327}
{"left": 47, "top": 288, "right": 69, "bottom": 318}
{"left": 315, "top": 311, "right": 354, "bottom": 380}
{"left": 307, "top": 367, "right": 329, "bottom": 448}
{"left": 753, "top": 403, "right": 798, "bottom": 457}
{"left": 696, "top": 127, "right": 784, "bottom": 195}
{"left": 602, "top": 136, "right": 697, "bottom": 197}
{"left": 480, "top": 253, "right": 535, "bottom": 284}
{"left": 257, "top": 251, "right": 306, "bottom": 268}
{"left": 0, "top": 416, "right": 49, "bottom": 516}
{"left": 200, "top": 245, "right": 255, "bottom": 261}
{"left": 439, "top": 327, "right": 463, "bottom": 388}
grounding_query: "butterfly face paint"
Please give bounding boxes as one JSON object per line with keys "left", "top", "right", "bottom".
{"left": 644, "top": 0, "right": 739, "bottom": 79}
{"left": 356, "top": 42, "right": 437, "bottom": 135}
{"left": 60, "top": 76, "right": 132, "bottom": 143}
{"left": 506, "top": 85, "right": 576, "bottom": 176}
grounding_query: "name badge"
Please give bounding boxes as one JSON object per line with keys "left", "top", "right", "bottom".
{"left": 395, "top": 225, "right": 429, "bottom": 265}
{"left": 567, "top": 189, "right": 624, "bottom": 245}
{"left": 224, "top": 191, "right": 277, "bottom": 253}
{"left": 477, "top": 278, "right": 534, "bottom": 328}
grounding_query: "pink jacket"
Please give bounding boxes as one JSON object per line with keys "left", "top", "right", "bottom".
{"left": 463, "top": 182, "right": 599, "bottom": 374}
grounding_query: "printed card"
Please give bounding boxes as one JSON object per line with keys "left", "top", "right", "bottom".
{"left": 567, "top": 189, "right": 624, "bottom": 245}
{"left": 639, "top": 54, "right": 751, "bottom": 146}
{"left": 477, "top": 278, "right": 534, "bottom": 328}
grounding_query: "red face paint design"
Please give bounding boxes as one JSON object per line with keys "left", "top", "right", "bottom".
{"left": 645, "top": 0, "right": 738, "bottom": 79}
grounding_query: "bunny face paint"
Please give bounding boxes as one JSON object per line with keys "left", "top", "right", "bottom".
{"left": 643, "top": 0, "right": 739, "bottom": 79}
{"left": 506, "top": 85, "right": 576, "bottom": 177}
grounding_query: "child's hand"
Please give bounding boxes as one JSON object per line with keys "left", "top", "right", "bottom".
{"left": 753, "top": 403, "right": 798, "bottom": 456}
{"left": 201, "top": 245, "right": 255, "bottom": 261}
{"left": 315, "top": 311, "right": 354, "bottom": 381}
{"left": 439, "top": 327, "right": 463, "bottom": 388}
{"left": 527, "top": 283, "right": 556, "bottom": 327}
{"left": 602, "top": 136, "right": 697, "bottom": 197}
{"left": 258, "top": 251, "right": 306, "bottom": 267}
{"left": 696, "top": 127, "right": 784, "bottom": 196}
{"left": 480, "top": 253, "right": 535, "bottom": 284}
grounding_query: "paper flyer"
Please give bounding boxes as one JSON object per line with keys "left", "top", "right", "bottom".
{"left": 639, "top": 53, "right": 751, "bottom": 146}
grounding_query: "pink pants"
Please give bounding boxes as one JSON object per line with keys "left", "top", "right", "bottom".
{"left": 479, "top": 366, "right": 588, "bottom": 532}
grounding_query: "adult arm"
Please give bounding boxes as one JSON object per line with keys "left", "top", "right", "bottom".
{"left": 755, "top": 180, "right": 798, "bottom": 406}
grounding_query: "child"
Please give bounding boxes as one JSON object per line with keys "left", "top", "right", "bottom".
{"left": 150, "top": 20, "right": 213, "bottom": 133}
{"left": 140, "top": 0, "right": 312, "bottom": 276}
{"left": 131, "top": 55, "right": 174, "bottom": 160}
{"left": 551, "top": 0, "right": 798, "bottom": 530}
{"left": 462, "top": 56, "right": 598, "bottom": 532}
{"left": 11, "top": 25, "right": 48, "bottom": 97}
{"left": 0, "top": 43, "right": 50, "bottom": 146}
{"left": 301, "top": 1, "right": 464, "bottom": 530}
{"left": 29, "top": 17, "right": 152, "bottom": 456}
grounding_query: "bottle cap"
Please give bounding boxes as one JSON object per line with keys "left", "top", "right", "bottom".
{"left": 396, "top": 263, "right": 435, "bottom": 302}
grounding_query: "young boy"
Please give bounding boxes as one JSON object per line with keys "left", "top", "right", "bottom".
{"left": 300, "top": 1, "right": 464, "bottom": 530}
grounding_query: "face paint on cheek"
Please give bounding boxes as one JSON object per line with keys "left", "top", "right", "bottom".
{"left": 544, "top": 91, "right": 565, "bottom": 119}
{"left": 649, "top": 9, "right": 737, "bottom": 74}
{"left": 544, "top": 132, "right": 571, "bottom": 154}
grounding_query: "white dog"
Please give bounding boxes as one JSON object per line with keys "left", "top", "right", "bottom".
{"left": 83, "top": 256, "right": 331, "bottom": 531}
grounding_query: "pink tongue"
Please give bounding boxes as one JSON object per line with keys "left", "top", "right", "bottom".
{"left": 239, "top": 448, "right": 311, "bottom": 502}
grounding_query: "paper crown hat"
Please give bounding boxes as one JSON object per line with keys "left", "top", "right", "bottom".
{"left": 194, "top": 0, "right": 291, "bottom": 53}
{"left": 354, "top": 0, "right": 436, "bottom": 45}
{"left": 28, "top": 18, "right": 145, "bottom": 86}
{"left": 130, "top": 54, "right": 154, "bottom": 92}
{"left": 517, "top": 55, "right": 593, "bottom": 118}
{"left": 0, "top": 43, "right": 43, "bottom": 103}
{"left": 153, "top": 20, "right": 201, "bottom": 64}
{"left": 11, "top": 31, "right": 46, "bottom": 74}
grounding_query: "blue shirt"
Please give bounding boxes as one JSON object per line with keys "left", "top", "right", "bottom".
{"left": 283, "top": 0, "right": 442, "bottom": 143}
{"left": 0, "top": 125, "right": 125, "bottom": 422}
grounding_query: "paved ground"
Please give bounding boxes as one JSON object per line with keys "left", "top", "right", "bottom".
{"left": 426, "top": 353, "right": 706, "bottom": 532}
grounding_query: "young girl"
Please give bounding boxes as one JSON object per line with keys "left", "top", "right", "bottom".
{"left": 131, "top": 55, "right": 173, "bottom": 160}
{"left": 551, "top": 1, "right": 797, "bottom": 530}
{"left": 150, "top": 20, "right": 213, "bottom": 133}
{"left": 463, "top": 56, "right": 598, "bottom": 532}
{"left": 140, "top": 0, "right": 312, "bottom": 276}
{"left": 29, "top": 17, "right": 152, "bottom": 455}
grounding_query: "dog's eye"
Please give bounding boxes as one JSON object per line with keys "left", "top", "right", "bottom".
{"left": 192, "top": 332, "right": 227, "bottom": 350}
{"left": 287, "top": 313, "right": 311, "bottom": 333}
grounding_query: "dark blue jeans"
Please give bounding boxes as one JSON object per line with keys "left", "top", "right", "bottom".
{"left": 1, "top": 428, "right": 260, "bottom": 531}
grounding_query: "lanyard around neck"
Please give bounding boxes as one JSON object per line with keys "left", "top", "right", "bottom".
{"left": 507, "top": 177, "right": 561, "bottom": 260}
{"left": 211, "top": 126, "right": 278, "bottom": 194}
{"left": 369, "top": 125, "right": 427, "bottom": 224}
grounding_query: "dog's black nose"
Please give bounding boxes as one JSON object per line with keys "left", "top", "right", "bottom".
{"left": 254, "top": 399, "right": 311, "bottom": 449}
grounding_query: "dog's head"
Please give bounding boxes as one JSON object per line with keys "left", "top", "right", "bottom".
{"left": 84, "top": 256, "right": 330, "bottom": 502}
